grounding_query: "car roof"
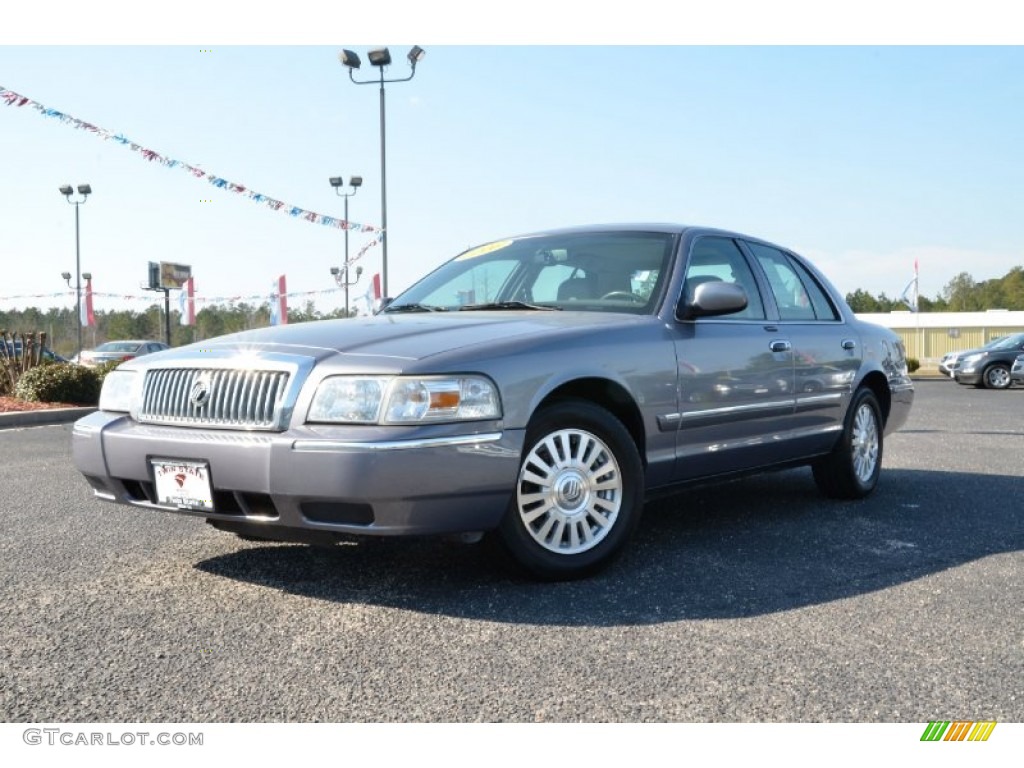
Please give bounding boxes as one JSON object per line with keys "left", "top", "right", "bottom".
{"left": 490, "top": 223, "right": 789, "bottom": 252}
{"left": 504, "top": 223, "right": 736, "bottom": 238}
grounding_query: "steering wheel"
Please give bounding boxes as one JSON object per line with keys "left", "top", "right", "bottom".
{"left": 600, "top": 291, "right": 646, "bottom": 303}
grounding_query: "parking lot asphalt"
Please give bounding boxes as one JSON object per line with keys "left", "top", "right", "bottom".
{"left": 1, "top": 379, "right": 1020, "bottom": 723}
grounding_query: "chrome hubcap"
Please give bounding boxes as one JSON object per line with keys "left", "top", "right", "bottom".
{"left": 851, "top": 403, "right": 879, "bottom": 483}
{"left": 516, "top": 428, "right": 622, "bottom": 555}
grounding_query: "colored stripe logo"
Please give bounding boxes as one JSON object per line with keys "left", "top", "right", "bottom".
{"left": 921, "top": 721, "right": 997, "bottom": 741}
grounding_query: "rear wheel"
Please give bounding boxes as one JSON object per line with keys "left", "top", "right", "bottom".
{"left": 812, "top": 387, "right": 882, "bottom": 499}
{"left": 497, "top": 400, "right": 644, "bottom": 580}
{"left": 982, "top": 363, "right": 1011, "bottom": 390}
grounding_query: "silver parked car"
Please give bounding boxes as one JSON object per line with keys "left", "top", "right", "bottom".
{"left": 1011, "top": 353, "right": 1024, "bottom": 385}
{"left": 72, "top": 225, "right": 914, "bottom": 579}
{"left": 78, "top": 340, "right": 171, "bottom": 368}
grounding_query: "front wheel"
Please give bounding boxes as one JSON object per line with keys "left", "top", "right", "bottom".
{"left": 982, "top": 363, "right": 1011, "bottom": 390}
{"left": 812, "top": 387, "right": 883, "bottom": 499}
{"left": 497, "top": 400, "right": 644, "bottom": 580}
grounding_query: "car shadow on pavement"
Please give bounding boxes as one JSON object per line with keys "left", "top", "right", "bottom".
{"left": 194, "top": 467, "right": 1022, "bottom": 627}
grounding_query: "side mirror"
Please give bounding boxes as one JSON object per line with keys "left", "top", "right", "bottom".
{"left": 677, "top": 282, "right": 748, "bottom": 321}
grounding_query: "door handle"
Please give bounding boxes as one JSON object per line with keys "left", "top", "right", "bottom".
{"left": 841, "top": 339, "right": 856, "bottom": 350}
{"left": 770, "top": 340, "right": 791, "bottom": 353}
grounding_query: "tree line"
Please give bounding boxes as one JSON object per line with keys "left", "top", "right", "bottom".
{"left": 845, "top": 266, "right": 1024, "bottom": 313}
{"left": 0, "top": 301, "right": 351, "bottom": 358}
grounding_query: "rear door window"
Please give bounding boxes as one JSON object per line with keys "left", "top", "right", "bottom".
{"left": 747, "top": 242, "right": 838, "bottom": 321}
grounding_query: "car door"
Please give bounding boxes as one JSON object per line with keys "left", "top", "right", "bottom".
{"left": 670, "top": 236, "right": 796, "bottom": 481}
{"left": 744, "top": 241, "right": 860, "bottom": 454}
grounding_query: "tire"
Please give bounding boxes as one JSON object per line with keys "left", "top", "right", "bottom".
{"left": 497, "top": 399, "right": 644, "bottom": 580}
{"left": 812, "top": 387, "right": 883, "bottom": 500}
{"left": 982, "top": 363, "right": 1011, "bottom": 390}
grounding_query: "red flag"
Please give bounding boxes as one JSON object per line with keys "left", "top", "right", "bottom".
{"left": 270, "top": 274, "right": 288, "bottom": 325}
{"left": 81, "top": 277, "right": 95, "bottom": 327}
{"left": 361, "top": 272, "right": 381, "bottom": 314}
{"left": 178, "top": 277, "right": 195, "bottom": 326}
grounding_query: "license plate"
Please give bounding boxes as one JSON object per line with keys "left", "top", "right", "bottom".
{"left": 152, "top": 459, "right": 214, "bottom": 511}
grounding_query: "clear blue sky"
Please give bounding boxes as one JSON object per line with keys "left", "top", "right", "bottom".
{"left": 2, "top": 9, "right": 1022, "bottom": 317}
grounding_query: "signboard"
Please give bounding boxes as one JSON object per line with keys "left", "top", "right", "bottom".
{"left": 159, "top": 262, "right": 192, "bottom": 290}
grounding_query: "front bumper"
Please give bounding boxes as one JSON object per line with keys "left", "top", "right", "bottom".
{"left": 954, "top": 371, "right": 982, "bottom": 386}
{"left": 72, "top": 411, "right": 525, "bottom": 538}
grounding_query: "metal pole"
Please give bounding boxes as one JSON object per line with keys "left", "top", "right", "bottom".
{"left": 164, "top": 288, "right": 171, "bottom": 346}
{"left": 379, "top": 70, "right": 388, "bottom": 298}
{"left": 74, "top": 202, "right": 82, "bottom": 358}
{"left": 344, "top": 194, "right": 350, "bottom": 317}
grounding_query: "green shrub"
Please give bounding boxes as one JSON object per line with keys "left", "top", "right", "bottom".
{"left": 906, "top": 357, "right": 921, "bottom": 373}
{"left": 1, "top": 329, "right": 53, "bottom": 396}
{"left": 14, "top": 363, "right": 101, "bottom": 405}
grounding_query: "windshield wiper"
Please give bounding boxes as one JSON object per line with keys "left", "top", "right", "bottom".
{"left": 458, "top": 301, "right": 561, "bottom": 312}
{"left": 382, "top": 303, "right": 449, "bottom": 313}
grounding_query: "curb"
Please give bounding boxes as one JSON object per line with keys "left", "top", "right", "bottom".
{"left": 0, "top": 407, "right": 95, "bottom": 429}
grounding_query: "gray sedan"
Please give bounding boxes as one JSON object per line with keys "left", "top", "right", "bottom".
{"left": 72, "top": 224, "right": 913, "bottom": 579}
{"left": 78, "top": 340, "right": 170, "bottom": 367}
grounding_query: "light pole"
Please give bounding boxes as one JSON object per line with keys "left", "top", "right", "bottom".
{"left": 60, "top": 267, "right": 92, "bottom": 356}
{"left": 330, "top": 265, "right": 364, "bottom": 314}
{"left": 59, "top": 183, "right": 91, "bottom": 358}
{"left": 339, "top": 45, "right": 425, "bottom": 299}
{"left": 329, "top": 175, "right": 363, "bottom": 316}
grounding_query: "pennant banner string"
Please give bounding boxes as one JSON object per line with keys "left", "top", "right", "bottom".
{"left": 1, "top": 287, "right": 355, "bottom": 307}
{"left": 0, "top": 86, "right": 383, "bottom": 237}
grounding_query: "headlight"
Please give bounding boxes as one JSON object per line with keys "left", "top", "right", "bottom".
{"left": 308, "top": 375, "right": 501, "bottom": 424}
{"left": 961, "top": 353, "right": 985, "bottom": 365}
{"left": 98, "top": 370, "right": 137, "bottom": 413}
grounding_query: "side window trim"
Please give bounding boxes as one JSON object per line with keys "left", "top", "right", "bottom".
{"left": 782, "top": 251, "right": 841, "bottom": 322}
{"left": 742, "top": 239, "right": 840, "bottom": 322}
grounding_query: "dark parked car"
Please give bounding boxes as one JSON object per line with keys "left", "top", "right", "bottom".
{"left": 938, "top": 335, "right": 1006, "bottom": 378}
{"left": 72, "top": 224, "right": 914, "bottom": 579}
{"left": 951, "top": 332, "right": 1024, "bottom": 389}
{"left": 2, "top": 342, "right": 68, "bottom": 363}
{"left": 78, "top": 340, "right": 170, "bottom": 368}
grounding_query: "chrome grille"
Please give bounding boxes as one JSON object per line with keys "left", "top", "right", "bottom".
{"left": 139, "top": 368, "right": 290, "bottom": 429}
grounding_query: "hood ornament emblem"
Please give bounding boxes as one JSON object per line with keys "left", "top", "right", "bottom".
{"left": 189, "top": 376, "right": 213, "bottom": 408}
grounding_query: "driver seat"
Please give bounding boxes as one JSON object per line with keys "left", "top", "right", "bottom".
{"left": 557, "top": 274, "right": 596, "bottom": 301}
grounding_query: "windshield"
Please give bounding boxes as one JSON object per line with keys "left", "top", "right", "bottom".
{"left": 386, "top": 231, "right": 677, "bottom": 314}
{"left": 96, "top": 342, "right": 141, "bottom": 352}
{"left": 989, "top": 333, "right": 1024, "bottom": 351}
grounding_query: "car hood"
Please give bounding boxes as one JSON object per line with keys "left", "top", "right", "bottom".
{"left": 140, "top": 312, "right": 648, "bottom": 369}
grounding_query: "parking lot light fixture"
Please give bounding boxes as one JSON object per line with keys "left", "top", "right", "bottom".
{"left": 329, "top": 175, "right": 364, "bottom": 316}
{"left": 59, "top": 182, "right": 91, "bottom": 359}
{"left": 367, "top": 48, "right": 392, "bottom": 67}
{"left": 339, "top": 45, "right": 425, "bottom": 299}
{"left": 339, "top": 50, "right": 362, "bottom": 70}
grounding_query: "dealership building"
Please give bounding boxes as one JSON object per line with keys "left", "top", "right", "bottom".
{"left": 856, "top": 310, "right": 1024, "bottom": 372}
